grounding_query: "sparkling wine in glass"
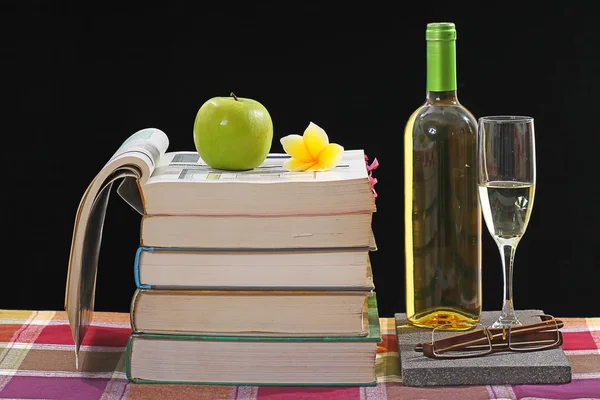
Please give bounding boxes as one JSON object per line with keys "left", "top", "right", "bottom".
{"left": 477, "top": 116, "right": 536, "bottom": 328}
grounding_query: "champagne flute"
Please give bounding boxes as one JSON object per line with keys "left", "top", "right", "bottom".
{"left": 477, "top": 116, "right": 536, "bottom": 328}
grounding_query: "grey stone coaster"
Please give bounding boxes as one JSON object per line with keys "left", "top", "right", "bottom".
{"left": 395, "top": 310, "right": 572, "bottom": 387}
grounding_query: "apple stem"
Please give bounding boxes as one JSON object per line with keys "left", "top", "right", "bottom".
{"left": 230, "top": 92, "right": 238, "bottom": 101}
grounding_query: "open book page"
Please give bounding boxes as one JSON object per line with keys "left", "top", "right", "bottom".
{"left": 145, "top": 149, "right": 368, "bottom": 185}
{"left": 64, "top": 128, "right": 169, "bottom": 368}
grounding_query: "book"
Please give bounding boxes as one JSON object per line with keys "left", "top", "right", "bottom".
{"left": 130, "top": 289, "right": 373, "bottom": 337}
{"left": 136, "top": 149, "right": 375, "bottom": 216}
{"left": 134, "top": 246, "right": 375, "bottom": 290}
{"left": 126, "top": 294, "right": 381, "bottom": 386}
{"left": 65, "top": 127, "right": 378, "bottom": 364}
{"left": 139, "top": 212, "right": 373, "bottom": 249}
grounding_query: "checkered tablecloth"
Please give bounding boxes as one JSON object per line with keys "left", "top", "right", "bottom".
{"left": 1, "top": 310, "right": 598, "bottom": 399}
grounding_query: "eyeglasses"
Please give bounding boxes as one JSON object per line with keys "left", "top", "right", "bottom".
{"left": 414, "top": 314, "right": 563, "bottom": 359}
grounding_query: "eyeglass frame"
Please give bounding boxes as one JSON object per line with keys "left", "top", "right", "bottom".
{"left": 414, "top": 314, "right": 564, "bottom": 359}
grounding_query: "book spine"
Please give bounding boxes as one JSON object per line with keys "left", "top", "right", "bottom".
{"left": 129, "top": 288, "right": 142, "bottom": 333}
{"left": 124, "top": 334, "right": 138, "bottom": 383}
{"left": 134, "top": 246, "right": 154, "bottom": 289}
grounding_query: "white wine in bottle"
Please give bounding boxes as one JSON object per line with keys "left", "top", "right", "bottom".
{"left": 404, "top": 22, "right": 482, "bottom": 329}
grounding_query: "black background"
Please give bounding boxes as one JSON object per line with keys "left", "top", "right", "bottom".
{"left": 4, "top": 2, "right": 598, "bottom": 318}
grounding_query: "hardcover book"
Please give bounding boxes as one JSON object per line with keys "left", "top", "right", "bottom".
{"left": 139, "top": 212, "right": 373, "bottom": 249}
{"left": 133, "top": 148, "right": 375, "bottom": 216}
{"left": 133, "top": 246, "right": 375, "bottom": 290}
{"left": 130, "top": 289, "right": 373, "bottom": 337}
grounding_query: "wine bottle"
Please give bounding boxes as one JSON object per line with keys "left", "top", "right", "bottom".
{"left": 404, "top": 22, "right": 482, "bottom": 329}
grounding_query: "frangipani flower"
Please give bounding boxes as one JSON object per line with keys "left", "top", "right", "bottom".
{"left": 280, "top": 122, "right": 344, "bottom": 171}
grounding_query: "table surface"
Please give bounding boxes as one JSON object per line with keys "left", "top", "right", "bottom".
{"left": 0, "top": 310, "right": 598, "bottom": 400}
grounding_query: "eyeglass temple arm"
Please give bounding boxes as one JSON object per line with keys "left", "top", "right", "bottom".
{"left": 467, "top": 331, "right": 563, "bottom": 351}
{"left": 414, "top": 329, "right": 491, "bottom": 353}
{"left": 488, "top": 319, "right": 563, "bottom": 342}
{"left": 489, "top": 318, "right": 563, "bottom": 335}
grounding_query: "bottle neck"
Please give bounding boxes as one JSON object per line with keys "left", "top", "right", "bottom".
{"left": 426, "top": 38, "right": 457, "bottom": 97}
{"left": 426, "top": 90, "right": 458, "bottom": 105}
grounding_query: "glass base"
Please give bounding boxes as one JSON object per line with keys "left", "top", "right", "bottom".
{"left": 491, "top": 314, "right": 522, "bottom": 328}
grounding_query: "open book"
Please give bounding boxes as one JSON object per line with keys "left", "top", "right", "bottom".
{"left": 65, "top": 128, "right": 377, "bottom": 367}
{"left": 65, "top": 128, "right": 169, "bottom": 368}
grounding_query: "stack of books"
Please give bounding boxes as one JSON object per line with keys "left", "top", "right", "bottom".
{"left": 125, "top": 149, "right": 381, "bottom": 386}
{"left": 64, "top": 128, "right": 381, "bottom": 386}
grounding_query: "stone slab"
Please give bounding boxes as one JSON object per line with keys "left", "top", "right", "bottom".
{"left": 395, "top": 310, "right": 572, "bottom": 387}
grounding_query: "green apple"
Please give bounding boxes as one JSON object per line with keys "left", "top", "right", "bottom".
{"left": 193, "top": 93, "right": 273, "bottom": 170}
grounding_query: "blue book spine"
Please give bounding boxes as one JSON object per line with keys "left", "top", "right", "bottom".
{"left": 134, "top": 246, "right": 154, "bottom": 289}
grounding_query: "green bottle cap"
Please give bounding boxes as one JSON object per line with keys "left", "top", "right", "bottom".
{"left": 426, "top": 22, "right": 457, "bottom": 91}
{"left": 426, "top": 22, "right": 456, "bottom": 41}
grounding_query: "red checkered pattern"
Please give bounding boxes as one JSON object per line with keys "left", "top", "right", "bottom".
{"left": 1, "top": 310, "right": 598, "bottom": 399}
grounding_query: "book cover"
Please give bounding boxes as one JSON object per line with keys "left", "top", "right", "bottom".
{"left": 125, "top": 294, "right": 381, "bottom": 386}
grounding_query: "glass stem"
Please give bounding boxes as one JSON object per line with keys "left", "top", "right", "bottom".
{"left": 497, "top": 240, "right": 519, "bottom": 324}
